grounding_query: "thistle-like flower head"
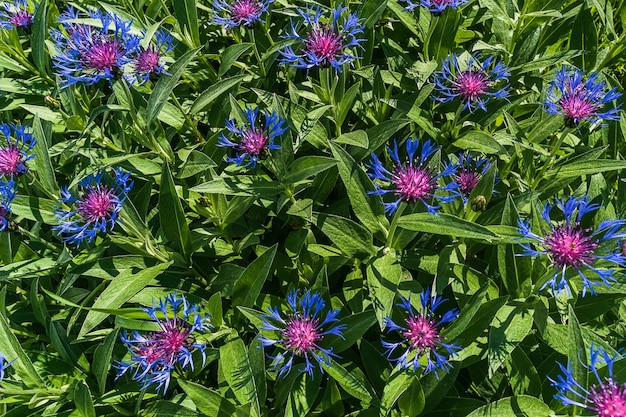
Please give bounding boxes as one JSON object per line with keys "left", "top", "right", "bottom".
{"left": 433, "top": 54, "right": 511, "bottom": 112}
{"left": 0, "top": 0, "right": 33, "bottom": 30}
{"left": 212, "top": 0, "right": 272, "bottom": 29}
{"left": 259, "top": 289, "right": 346, "bottom": 378}
{"left": 53, "top": 168, "right": 133, "bottom": 246}
{"left": 126, "top": 29, "right": 175, "bottom": 85}
{"left": 115, "top": 293, "right": 211, "bottom": 393}
{"left": 448, "top": 152, "right": 495, "bottom": 202}
{"left": 543, "top": 66, "right": 622, "bottom": 128}
{"left": 366, "top": 138, "right": 459, "bottom": 214}
{"left": 0, "top": 122, "right": 36, "bottom": 177}
{"left": 517, "top": 196, "right": 626, "bottom": 296}
{"left": 279, "top": 5, "right": 365, "bottom": 72}
{"left": 382, "top": 289, "right": 461, "bottom": 375}
{"left": 217, "top": 107, "right": 287, "bottom": 168}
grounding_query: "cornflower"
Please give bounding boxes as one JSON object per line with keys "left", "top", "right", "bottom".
{"left": 50, "top": 8, "right": 140, "bottom": 87}
{"left": 404, "top": 0, "right": 469, "bottom": 14}
{"left": 126, "top": 29, "right": 175, "bottom": 85}
{"left": 366, "top": 138, "right": 458, "bottom": 214}
{"left": 448, "top": 152, "right": 493, "bottom": 202}
{"left": 53, "top": 168, "right": 133, "bottom": 246}
{"left": 116, "top": 293, "right": 211, "bottom": 393}
{"left": 212, "top": 0, "right": 272, "bottom": 29}
{"left": 551, "top": 345, "right": 626, "bottom": 416}
{"left": 382, "top": 289, "right": 461, "bottom": 375}
{"left": 0, "top": 179, "right": 16, "bottom": 231}
{"left": 544, "top": 66, "right": 622, "bottom": 128}
{"left": 0, "top": 353, "right": 14, "bottom": 381}
{"left": 279, "top": 5, "right": 365, "bottom": 71}
{"left": 0, "top": 122, "right": 36, "bottom": 177}
{"left": 517, "top": 196, "right": 626, "bottom": 296}
{"left": 217, "top": 107, "right": 287, "bottom": 168}
{"left": 259, "top": 289, "right": 346, "bottom": 378}
{"left": 433, "top": 54, "right": 510, "bottom": 112}
{"left": 0, "top": 0, "right": 33, "bottom": 30}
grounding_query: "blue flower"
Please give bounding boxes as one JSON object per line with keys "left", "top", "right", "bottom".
{"left": 53, "top": 168, "right": 133, "bottom": 246}
{"left": 278, "top": 5, "right": 365, "bottom": 72}
{"left": 115, "top": 293, "right": 211, "bottom": 393}
{"left": 366, "top": 138, "right": 459, "bottom": 214}
{"left": 382, "top": 289, "right": 461, "bottom": 375}
{"left": 543, "top": 66, "right": 622, "bottom": 128}
{"left": 550, "top": 345, "right": 626, "bottom": 415}
{"left": 217, "top": 107, "right": 287, "bottom": 168}
{"left": 404, "top": 0, "right": 469, "bottom": 14}
{"left": 0, "top": 0, "right": 33, "bottom": 30}
{"left": 0, "top": 122, "right": 36, "bottom": 177}
{"left": 0, "top": 179, "right": 16, "bottom": 231}
{"left": 433, "top": 54, "right": 511, "bottom": 112}
{"left": 517, "top": 196, "right": 626, "bottom": 296}
{"left": 0, "top": 353, "right": 14, "bottom": 381}
{"left": 126, "top": 29, "right": 175, "bottom": 85}
{"left": 448, "top": 152, "right": 495, "bottom": 202}
{"left": 259, "top": 289, "right": 346, "bottom": 378}
{"left": 212, "top": 0, "right": 272, "bottom": 29}
{"left": 50, "top": 8, "right": 140, "bottom": 87}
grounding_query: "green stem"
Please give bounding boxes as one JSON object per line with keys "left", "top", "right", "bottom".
{"left": 385, "top": 202, "right": 407, "bottom": 248}
{"left": 250, "top": 29, "right": 267, "bottom": 78}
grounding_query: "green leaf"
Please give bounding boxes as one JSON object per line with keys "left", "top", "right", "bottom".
{"left": 550, "top": 159, "right": 626, "bottom": 178}
{"left": 465, "top": 396, "right": 551, "bottom": 417}
{"left": 488, "top": 303, "right": 533, "bottom": 376}
{"left": 219, "top": 44, "right": 254, "bottom": 77}
{"left": 286, "top": 371, "right": 322, "bottom": 417}
{"left": 366, "top": 250, "right": 403, "bottom": 329}
{"left": 159, "top": 163, "right": 193, "bottom": 260}
{"left": 219, "top": 338, "right": 265, "bottom": 416}
{"left": 10, "top": 196, "right": 57, "bottom": 224}
{"left": 191, "top": 176, "right": 283, "bottom": 197}
{"left": 313, "top": 213, "right": 376, "bottom": 258}
{"left": 282, "top": 156, "right": 338, "bottom": 184}
{"left": 93, "top": 329, "right": 119, "bottom": 395}
{"left": 568, "top": 305, "right": 588, "bottom": 405}
{"left": 190, "top": 75, "right": 245, "bottom": 115}
{"left": 322, "top": 359, "right": 375, "bottom": 405}
{"left": 380, "top": 371, "right": 415, "bottom": 416}
{"left": 334, "top": 130, "right": 369, "bottom": 148}
{"left": 74, "top": 381, "right": 96, "bottom": 417}
{"left": 178, "top": 380, "right": 237, "bottom": 417}
{"left": 146, "top": 47, "right": 201, "bottom": 125}
{"left": 232, "top": 244, "right": 277, "bottom": 307}
{"left": 454, "top": 131, "right": 508, "bottom": 156}
{"left": 571, "top": 5, "right": 597, "bottom": 71}
{"left": 427, "top": 8, "right": 461, "bottom": 61}
{"left": 79, "top": 262, "right": 170, "bottom": 337}
{"left": 398, "top": 378, "right": 425, "bottom": 417}
{"left": 172, "top": 0, "right": 200, "bottom": 47}
{"left": 178, "top": 150, "right": 217, "bottom": 179}
{"left": 142, "top": 401, "right": 203, "bottom": 417}
{"left": 31, "top": 117, "right": 59, "bottom": 197}
{"left": 398, "top": 213, "right": 499, "bottom": 242}
{"left": 31, "top": 0, "right": 49, "bottom": 76}
{"left": 325, "top": 310, "right": 377, "bottom": 354}
{"left": 0, "top": 258, "right": 57, "bottom": 281}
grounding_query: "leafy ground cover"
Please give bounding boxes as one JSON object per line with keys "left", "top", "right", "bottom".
{"left": 1, "top": 0, "right": 626, "bottom": 416}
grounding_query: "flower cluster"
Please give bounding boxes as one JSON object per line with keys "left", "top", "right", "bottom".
{"left": 433, "top": 54, "right": 511, "bottom": 112}
{"left": 0, "top": 0, "right": 33, "bottom": 30}
{"left": 517, "top": 196, "right": 626, "bottom": 296}
{"left": 544, "top": 66, "right": 622, "bottom": 128}
{"left": 382, "top": 289, "right": 461, "bottom": 375}
{"left": 551, "top": 345, "right": 626, "bottom": 416}
{"left": 366, "top": 138, "right": 458, "bottom": 214}
{"left": 217, "top": 107, "right": 287, "bottom": 168}
{"left": 50, "top": 8, "right": 175, "bottom": 87}
{"left": 259, "top": 289, "right": 346, "bottom": 377}
{"left": 404, "top": 0, "right": 470, "bottom": 14}
{"left": 212, "top": 0, "right": 272, "bottom": 29}
{"left": 116, "top": 293, "right": 211, "bottom": 392}
{"left": 279, "top": 5, "right": 365, "bottom": 71}
{"left": 0, "top": 122, "right": 36, "bottom": 177}
{"left": 53, "top": 168, "right": 133, "bottom": 246}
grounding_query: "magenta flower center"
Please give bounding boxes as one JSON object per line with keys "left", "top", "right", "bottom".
{"left": 305, "top": 25, "right": 343, "bottom": 62}
{"left": 403, "top": 315, "right": 440, "bottom": 353}
{"left": 231, "top": 0, "right": 262, "bottom": 21}
{"left": 589, "top": 379, "right": 626, "bottom": 417}
{"left": 135, "top": 48, "right": 160, "bottom": 73}
{"left": 456, "top": 170, "right": 481, "bottom": 195}
{"left": 559, "top": 86, "right": 598, "bottom": 122}
{"left": 82, "top": 37, "right": 124, "bottom": 72}
{"left": 77, "top": 186, "right": 116, "bottom": 223}
{"left": 9, "top": 10, "right": 32, "bottom": 27}
{"left": 455, "top": 71, "right": 489, "bottom": 102}
{"left": 282, "top": 316, "right": 321, "bottom": 354}
{"left": 0, "top": 146, "right": 24, "bottom": 176}
{"left": 393, "top": 165, "right": 435, "bottom": 202}
{"left": 239, "top": 128, "right": 269, "bottom": 156}
{"left": 544, "top": 224, "right": 598, "bottom": 268}
{"left": 139, "top": 321, "right": 192, "bottom": 365}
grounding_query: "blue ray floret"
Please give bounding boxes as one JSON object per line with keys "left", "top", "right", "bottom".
{"left": 0, "top": 353, "right": 15, "bottom": 381}
{"left": 0, "top": 122, "right": 36, "bottom": 177}
{"left": 543, "top": 66, "right": 622, "bottom": 127}
{"left": 448, "top": 152, "right": 496, "bottom": 202}
{"left": 0, "top": 0, "right": 33, "bottom": 30}
{"left": 433, "top": 54, "right": 511, "bottom": 112}
{"left": 366, "top": 138, "right": 459, "bottom": 214}
{"left": 259, "top": 289, "right": 346, "bottom": 378}
{"left": 126, "top": 29, "right": 175, "bottom": 85}
{"left": 53, "top": 168, "right": 133, "bottom": 246}
{"left": 517, "top": 195, "right": 626, "bottom": 296}
{"left": 404, "top": 0, "right": 469, "bottom": 13}
{"left": 382, "top": 289, "right": 461, "bottom": 375}
{"left": 212, "top": 0, "right": 272, "bottom": 29}
{"left": 278, "top": 5, "right": 365, "bottom": 72}
{"left": 550, "top": 345, "right": 626, "bottom": 414}
{"left": 217, "top": 107, "right": 287, "bottom": 168}
{"left": 115, "top": 293, "right": 211, "bottom": 393}
{"left": 0, "top": 179, "right": 16, "bottom": 231}
{"left": 50, "top": 8, "right": 140, "bottom": 87}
